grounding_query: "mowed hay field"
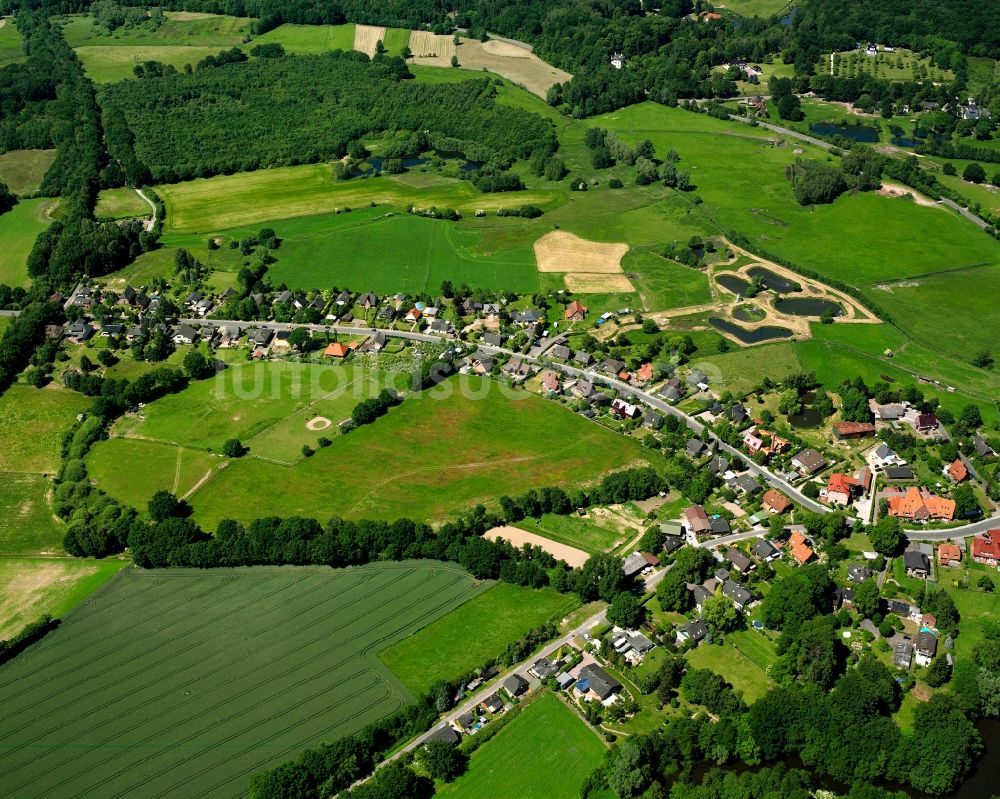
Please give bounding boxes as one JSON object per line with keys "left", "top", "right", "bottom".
{"left": 534, "top": 230, "right": 634, "bottom": 293}
{"left": 379, "top": 583, "right": 579, "bottom": 695}
{"left": 0, "top": 198, "right": 55, "bottom": 287}
{"left": 157, "top": 164, "right": 561, "bottom": 234}
{"left": 0, "top": 563, "right": 492, "bottom": 799}
{"left": 0, "top": 149, "right": 56, "bottom": 196}
{"left": 94, "top": 186, "right": 151, "bottom": 220}
{"left": 0, "top": 386, "right": 91, "bottom": 474}
{"left": 435, "top": 692, "right": 605, "bottom": 799}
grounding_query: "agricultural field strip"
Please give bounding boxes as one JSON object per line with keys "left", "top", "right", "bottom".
{"left": 0, "top": 567, "right": 480, "bottom": 797}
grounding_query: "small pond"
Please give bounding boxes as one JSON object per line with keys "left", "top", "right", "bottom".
{"left": 435, "top": 149, "right": 484, "bottom": 172}
{"left": 809, "top": 122, "right": 880, "bottom": 143}
{"left": 747, "top": 267, "right": 801, "bottom": 294}
{"left": 774, "top": 297, "right": 843, "bottom": 317}
{"left": 710, "top": 317, "right": 793, "bottom": 344}
{"left": 788, "top": 407, "right": 823, "bottom": 428}
{"left": 732, "top": 304, "right": 766, "bottom": 323}
{"left": 352, "top": 152, "right": 481, "bottom": 176}
{"left": 779, "top": 7, "right": 797, "bottom": 26}
{"left": 716, "top": 274, "right": 751, "bottom": 296}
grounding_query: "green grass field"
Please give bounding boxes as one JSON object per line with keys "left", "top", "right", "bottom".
{"left": 0, "top": 149, "right": 56, "bottom": 196}
{"left": 86, "top": 440, "right": 221, "bottom": 508}
{"left": 625, "top": 250, "right": 712, "bottom": 310}
{"left": 0, "top": 386, "right": 90, "bottom": 474}
{"left": 0, "top": 18, "right": 25, "bottom": 67}
{"left": 944, "top": 586, "right": 1000, "bottom": 660}
{"left": 0, "top": 474, "right": 64, "bottom": 555}
{"left": 685, "top": 632, "right": 775, "bottom": 703}
{"left": 88, "top": 371, "right": 657, "bottom": 528}
{"left": 380, "top": 582, "right": 579, "bottom": 695}
{"left": 94, "top": 187, "right": 151, "bottom": 220}
{"left": 436, "top": 692, "right": 604, "bottom": 799}
{"left": 514, "top": 513, "right": 624, "bottom": 554}
{"left": 61, "top": 11, "right": 253, "bottom": 48}
{"left": 74, "top": 43, "right": 237, "bottom": 82}
{"left": 248, "top": 22, "right": 355, "bottom": 53}
{"left": 0, "top": 557, "right": 126, "bottom": 639}
{"left": 157, "top": 164, "right": 563, "bottom": 234}
{"left": 0, "top": 562, "right": 492, "bottom": 799}
{"left": 719, "top": 0, "right": 790, "bottom": 17}
{"left": 0, "top": 198, "right": 55, "bottom": 287}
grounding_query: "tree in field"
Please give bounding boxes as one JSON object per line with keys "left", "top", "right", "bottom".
{"left": 420, "top": 741, "right": 468, "bottom": 782}
{"left": 972, "top": 351, "right": 994, "bottom": 369}
{"left": 0, "top": 181, "right": 15, "bottom": 214}
{"left": 607, "top": 592, "right": 646, "bottom": 628}
{"left": 182, "top": 349, "right": 213, "bottom": 379}
{"left": 450, "top": 55, "right": 459, "bottom": 68}
{"left": 963, "top": 162, "right": 986, "bottom": 183}
{"left": 222, "top": 438, "right": 246, "bottom": 458}
{"left": 869, "top": 516, "right": 904, "bottom": 557}
{"left": 374, "top": 39, "right": 386, "bottom": 54}
{"left": 978, "top": 575, "right": 995, "bottom": 592}
{"left": 925, "top": 656, "right": 952, "bottom": 687}
{"left": 147, "top": 490, "right": 189, "bottom": 522}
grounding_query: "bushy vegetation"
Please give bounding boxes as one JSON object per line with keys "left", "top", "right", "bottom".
{"left": 102, "top": 51, "right": 556, "bottom": 182}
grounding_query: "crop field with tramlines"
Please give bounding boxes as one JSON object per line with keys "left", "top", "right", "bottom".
{"left": 0, "top": 562, "right": 491, "bottom": 799}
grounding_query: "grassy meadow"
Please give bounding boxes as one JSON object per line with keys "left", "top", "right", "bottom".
{"left": 0, "top": 17, "right": 25, "bottom": 67}
{"left": 514, "top": 513, "right": 624, "bottom": 554}
{"left": 0, "top": 474, "right": 65, "bottom": 555}
{"left": 94, "top": 186, "right": 151, "bottom": 220}
{"left": 249, "top": 22, "right": 356, "bottom": 53}
{"left": 685, "top": 630, "right": 777, "bottom": 703}
{"left": 0, "top": 149, "right": 56, "bottom": 196}
{"left": 435, "top": 692, "right": 605, "bottom": 799}
{"left": 0, "top": 562, "right": 492, "bottom": 799}
{"left": 0, "top": 386, "right": 91, "bottom": 474}
{"left": 380, "top": 583, "right": 579, "bottom": 695}
{"left": 0, "top": 198, "right": 54, "bottom": 287}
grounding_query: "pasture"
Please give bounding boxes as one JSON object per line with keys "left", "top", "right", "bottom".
{"left": 379, "top": 583, "right": 579, "bottom": 695}
{"left": 0, "top": 386, "right": 90, "bottom": 474}
{"left": 718, "top": 0, "right": 791, "bottom": 16}
{"left": 435, "top": 692, "right": 605, "bottom": 799}
{"left": 0, "top": 474, "right": 64, "bottom": 555}
{"left": 0, "top": 557, "right": 126, "bottom": 639}
{"left": 0, "top": 149, "right": 56, "bottom": 196}
{"left": 685, "top": 632, "right": 776, "bottom": 703}
{"left": 94, "top": 186, "right": 151, "bottom": 220}
{"left": 0, "top": 17, "right": 25, "bottom": 67}
{"left": 0, "top": 562, "right": 495, "bottom": 799}
{"left": 625, "top": 251, "right": 713, "bottom": 310}
{"left": 87, "top": 440, "right": 220, "bottom": 508}
{"left": 0, "top": 198, "right": 54, "bottom": 287}
{"left": 248, "top": 22, "right": 356, "bottom": 54}
{"left": 156, "top": 164, "right": 562, "bottom": 234}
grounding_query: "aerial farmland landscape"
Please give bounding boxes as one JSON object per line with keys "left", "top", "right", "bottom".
{"left": 0, "top": 0, "right": 999, "bottom": 797}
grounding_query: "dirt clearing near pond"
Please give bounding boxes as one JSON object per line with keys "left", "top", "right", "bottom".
{"left": 353, "top": 24, "right": 386, "bottom": 56}
{"left": 489, "top": 526, "right": 590, "bottom": 567}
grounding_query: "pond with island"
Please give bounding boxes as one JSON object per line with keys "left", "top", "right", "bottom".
{"left": 732, "top": 304, "right": 767, "bottom": 323}
{"left": 747, "top": 267, "right": 801, "bottom": 294}
{"left": 351, "top": 151, "right": 482, "bottom": 177}
{"left": 710, "top": 317, "right": 793, "bottom": 344}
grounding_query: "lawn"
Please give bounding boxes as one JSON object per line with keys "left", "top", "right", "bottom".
{"left": 90, "top": 372, "right": 657, "bottom": 528}
{"left": 256, "top": 208, "right": 540, "bottom": 294}
{"left": 0, "top": 562, "right": 491, "bottom": 799}
{"left": 0, "top": 198, "right": 54, "bottom": 287}
{"left": 0, "top": 149, "right": 56, "bottom": 196}
{"left": 515, "top": 513, "right": 623, "bottom": 554}
{"left": 435, "top": 692, "right": 605, "bottom": 799}
{"left": 94, "top": 187, "right": 151, "bottom": 220}
{"left": 0, "top": 557, "right": 126, "bottom": 639}
{"left": 685, "top": 633, "right": 775, "bottom": 703}
{"left": 0, "top": 386, "right": 90, "bottom": 474}
{"left": 248, "top": 22, "right": 356, "bottom": 54}
{"left": 0, "top": 474, "right": 65, "bottom": 555}
{"left": 625, "top": 250, "right": 713, "bottom": 310}
{"left": 379, "top": 582, "right": 579, "bottom": 695}
{"left": 157, "top": 164, "right": 563, "bottom": 234}
{"left": 944, "top": 586, "right": 1000, "bottom": 661}
{"left": 0, "top": 17, "right": 25, "bottom": 67}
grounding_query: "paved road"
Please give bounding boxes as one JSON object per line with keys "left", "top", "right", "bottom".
{"left": 938, "top": 197, "right": 990, "bottom": 230}
{"left": 728, "top": 115, "right": 834, "bottom": 150}
{"left": 134, "top": 188, "right": 158, "bottom": 231}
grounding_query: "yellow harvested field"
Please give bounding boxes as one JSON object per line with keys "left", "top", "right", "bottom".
{"left": 489, "top": 526, "right": 589, "bottom": 568}
{"left": 534, "top": 230, "right": 629, "bottom": 273}
{"left": 408, "top": 30, "right": 455, "bottom": 59}
{"left": 353, "top": 24, "right": 387, "bottom": 56}
{"left": 565, "top": 273, "right": 635, "bottom": 293}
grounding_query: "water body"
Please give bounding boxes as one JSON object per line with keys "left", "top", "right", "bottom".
{"left": 710, "top": 317, "right": 793, "bottom": 343}
{"left": 774, "top": 297, "right": 842, "bottom": 317}
{"left": 889, "top": 126, "right": 917, "bottom": 147}
{"left": 434, "top": 150, "right": 484, "bottom": 172}
{"left": 352, "top": 152, "right": 480, "bottom": 176}
{"left": 747, "top": 267, "right": 801, "bottom": 294}
{"left": 779, "top": 7, "right": 797, "bottom": 26}
{"left": 809, "top": 122, "right": 880, "bottom": 143}
{"left": 716, "top": 274, "right": 751, "bottom": 296}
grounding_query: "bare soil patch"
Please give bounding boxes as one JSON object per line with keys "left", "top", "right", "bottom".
{"left": 306, "top": 416, "right": 332, "bottom": 431}
{"left": 877, "top": 181, "right": 940, "bottom": 208}
{"left": 534, "top": 231, "right": 628, "bottom": 274}
{"left": 489, "top": 525, "right": 589, "bottom": 567}
{"left": 354, "top": 24, "right": 387, "bottom": 57}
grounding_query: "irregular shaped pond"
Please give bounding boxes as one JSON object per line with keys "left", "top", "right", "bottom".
{"left": 716, "top": 274, "right": 750, "bottom": 295}
{"left": 774, "top": 297, "right": 843, "bottom": 317}
{"left": 747, "top": 266, "right": 801, "bottom": 293}
{"left": 710, "top": 317, "right": 793, "bottom": 344}
{"left": 809, "top": 122, "right": 879, "bottom": 142}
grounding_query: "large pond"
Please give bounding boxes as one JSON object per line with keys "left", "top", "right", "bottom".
{"left": 774, "top": 297, "right": 843, "bottom": 317}
{"left": 716, "top": 274, "right": 751, "bottom": 296}
{"left": 747, "top": 267, "right": 801, "bottom": 294}
{"left": 710, "top": 317, "right": 793, "bottom": 344}
{"left": 809, "top": 122, "right": 880, "bottom": 142}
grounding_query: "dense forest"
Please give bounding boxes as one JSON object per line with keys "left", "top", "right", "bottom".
{"left": 102, "top": 51, "right": 556, "bottom": 182}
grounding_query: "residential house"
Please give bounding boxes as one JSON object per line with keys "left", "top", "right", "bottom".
{"left": 732, "top": 475, "right": 762, "bottom": 496}
{"left": 662, "top": 533, "right": 684, "bottom": 555}
{"left": 938, "top": 543, "right": 962, "bottom": 568}
{"left": 635, "top": 362, "right": 654, "bottom": 385}
{"left": 792, "top": 448, "right": 828, "bottom": 475}
{"left": 502, "top": 674, "right": 528, "bottom": 698}
{"left": 512, "top": 309, "right": 541, "bottom": 325}
{"left": 723, "top": 579, "right": 754, "bottom": 611}
{"left": 579, "top": 664, "right": 622, "bottom": 702}
{"left": 660, "top": 377, "right": 683, "bottom": 402}
{"left": 707, "top": 455, "right": 730, "bottom": 476}
{"left": 870, "top": 400, "right": 906, "bottom": 421}
{"left": 677, "top": 619, "right": 708, "bottom": 644}
{"left": 482, "top": 302, "right": 501, "bottom": 317}
{"left": 628, "top": 632, "right": 655, "bottom": 655}
{"left": 549, "top": 344, "right": 571, "bottom": 360}
{"left": 405, "top": 308, "right": 422, "bottom": 323}
{"left": 622, "top": 551, "right": 649, "bottom": 578}
{"left": 867, "top": 444, "right": 903, "bottom": 472}
{"left": 643, "top": 410, "right": 664, "bottom": 430}
{"left": 904, "top": 549, "right": 931, "bottom": 579}
{"left": 472, "top": 351, "right": 494, "bottom": 375}
{"left": 565, "top": 300, "right": 588, "bottom": 321}
{"left": 573, "top": 351, "right": 593, "bottom": 367}
{"left": 847, "top": 564, "right": 874, "bottom": 582}
{"left": 972, "top": 532, "right": 1000, "bottom": 566}
{"left": 66, "top": 320, "right": 94, "bottom": 343}
{"left": 358, "top": 331, "right": 387, "bottom": 353}
{"left": 884, "top": 465, "right": 915, "bottom": 482}
{"left": 273, "top": 290, "right": 292, "bottom": 306}
{"left": 571, "top": 379, "right": 595, "bottom": 400}
{"left": 377, "top": 305, "right": 396, "bottom": 322}
{"left": 887, "top": 487, "right": 956, "bottom": 522}
{"left": 358, "top": 292, "right": 378, "bottom": 310}
{"left": 429, "top": 318, "right": 453, "bottom": 334}
{"left": 753, "top": 539, "right": 781, "bottom": 563}
{"left": 685, "top": 438, "right": 707, "bottom": 459}
{"left": 687, "top": 369, "right": 708, "bottom": 389}
{"left": 788, "top": 531, "right": 814, "bottom": 564}
{"left": 915, "top": 631, "right": 938, "bottom": 667}
{"left": 944, "top": 459, "right": 968, "bottom": 483}
{"left": 101, "top": 323, "right": 124, "bottom": 337}
{"left": 725, "top": 548, "right": 753, "bottom": 574}
{"left": 743, "top": 426, "right": 790, "bottom": 458}
{"left": 762, "top": 489, "right": 792, "bottom": 514}
{"left": 529, "top": 658, "right": 559, "bottom": 680}
{"left": 601, "top": 358, "right": 626, "bottom": 376}
{"left": 832, "top": 421, "right": 876, "bottom": 440}
{"left": 457, "top": 710, "right": 477, "bottom": 730}
{"left": 973, "top": 434, "right": 994, "bottom": 459}
{"left": 688, "top": 582, "right": 714, "bottom": 609}
{"left": 709, "top": 516, "right": 730, "bottom": 536}
{"left": 556, "top": 673, "right": 576, "bottom": 690}
{"left": 481, "top": 332, "right": 503, "bottom": 347}
{"left": 824, "top": 473, "right": 862, "bottom": 506}
{"left": 683, "top": 505, "right": 711, "bottom": 536}
{"left": 427, "top": 725, "right": 461, "bottom": 745}
{"left": 172, "top": 325, "right": 199, "bottom": 345}
{"left": 893, "top": 639, "right": 914, "bottom": 669}
{"left": 915, "top": 413, "right": 939, "bottom": 432}
{"left": 323, "top": 342, "right": 350, "bottom": 358}
{"left": 610, "top": 398, "right": 641, "bottom": 420}
{"left": 727, "top": 404, "right": 750, "bottom": 425}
